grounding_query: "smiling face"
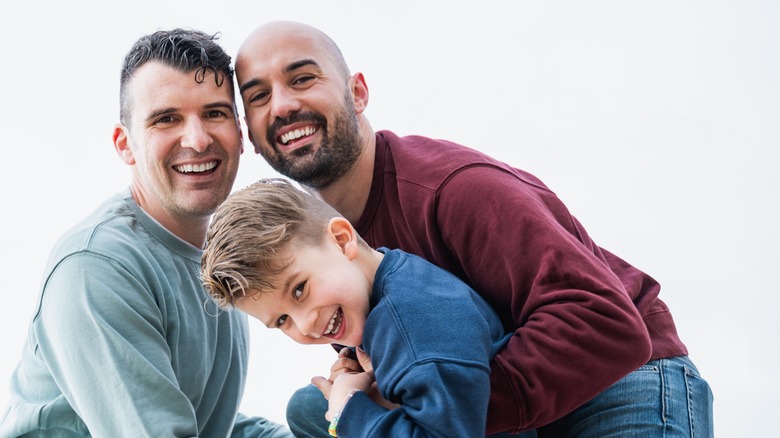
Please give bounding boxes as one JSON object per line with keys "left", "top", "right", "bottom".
{"left": 235, "top": 22, "right": 364, "bottom": 189}
{"left": 235, "top": 237, "right": 372, "bottom": 347}
{"left": 114, "top": 61, "right": 242, "bottom": 240}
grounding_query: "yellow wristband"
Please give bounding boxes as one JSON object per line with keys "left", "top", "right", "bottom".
{"left": 327, "top": 412, "right": 340, "bottom": 437}
{"left": 327, "top": 389, "right": 360, "bottom": 437}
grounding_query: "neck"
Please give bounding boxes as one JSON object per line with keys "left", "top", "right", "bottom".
{"left": 307, "top": 123, "right": 376, "bottom": 224}
{"left": 130, "top": 187, "right": 209, "bottom": 248}
{"left": 164, "top": 217, "right": 209, "bottom": 249}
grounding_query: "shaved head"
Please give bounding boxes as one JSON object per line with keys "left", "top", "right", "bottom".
{"left": 236, "top": 21, "right": 350, "bottom": 81}
{"left": 234, "top": 21, "right": 367, "bottom": 190}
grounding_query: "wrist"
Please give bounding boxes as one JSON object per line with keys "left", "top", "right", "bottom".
{"left": 328, "top": 389, "right": 361, "bottom": 437}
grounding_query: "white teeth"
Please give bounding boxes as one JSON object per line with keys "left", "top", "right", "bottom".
{"left": 280, "top": 126, "right": 316, "bottom": 145}
{"left": 175, "top": 161, "right": 217, "bottom": 173}
{"left": 325, "top": 309, "right": 341, "bottom": 336}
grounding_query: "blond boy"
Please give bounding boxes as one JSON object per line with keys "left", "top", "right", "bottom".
{"left": 202, "top": 178, "right": 509, "bottom": 437}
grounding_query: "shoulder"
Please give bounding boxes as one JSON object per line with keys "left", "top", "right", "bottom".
{"left": 368, "top": 249, "right": 496, "bottom": 352}
{"left": 44, "top": 191, "right": 184, "bottom": 291}
{"left": 377, "top": 130, "right": 551, "bottom": 195}
{"left": 48, "top": 193, "right": 140, "bottom": 259}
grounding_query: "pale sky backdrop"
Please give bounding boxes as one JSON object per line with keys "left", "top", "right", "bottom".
{"left": 1, "top": 1, "right": 777, "bottom": 436}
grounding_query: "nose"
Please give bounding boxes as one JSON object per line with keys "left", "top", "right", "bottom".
{"left": 292, "top": 308, "right": 321, "bottom": 339}
{"left": 270, "top": 87, "right": 302, "bottom": 120}
{"left": 180, "top": 117, "right": 212, "bottom": 153}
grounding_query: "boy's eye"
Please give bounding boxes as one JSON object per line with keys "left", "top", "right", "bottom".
{"left": 293, "top": 282, "right": 305, "bottom": 300}
{"left": 276, "top": 315, "right": 288, "bottom": 326}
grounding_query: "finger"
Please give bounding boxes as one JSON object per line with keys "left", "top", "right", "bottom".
{"left": 330, "top": 356, "right": 360, "bottom": 373}
{"left": 311, "top": 376, "right": 333, "bottom": 400}
{"left": 356, "top": 347, "right": 373, "bottom": 372}
{"left": 330, "top": 352, "right": 365, "bottom": 374}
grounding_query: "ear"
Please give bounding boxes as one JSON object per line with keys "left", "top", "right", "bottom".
{"left": 349, "top": 72, "right": 369, "bottom": 115}
{"left": 113, "top": 123, "right": 136, "bottom": 165}
{"left": 327, "top": 217, "right": 358, "bottom": 260}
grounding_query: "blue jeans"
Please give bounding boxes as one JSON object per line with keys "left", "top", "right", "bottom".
{"left": 538, "top": 355, "right": 713, "bottom": 437}
{"left": 286, "top": 355, "right": 713, "bottom": 437}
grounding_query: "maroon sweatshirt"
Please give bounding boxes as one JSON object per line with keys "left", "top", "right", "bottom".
{"left": 354, "top": 131, "right": 687, "bottom": 434}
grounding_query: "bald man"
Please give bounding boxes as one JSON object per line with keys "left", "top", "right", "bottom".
{"left": 233, "top": 21, "right": 713, "bottom": 438}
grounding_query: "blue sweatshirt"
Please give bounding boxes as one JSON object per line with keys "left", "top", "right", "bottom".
{"left": 336, "top": 248, "right": 510, "bottom": 437}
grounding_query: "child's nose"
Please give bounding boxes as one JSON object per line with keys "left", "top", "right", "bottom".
{"left": 294, "top": 310, "right": 321, "bottom": 339}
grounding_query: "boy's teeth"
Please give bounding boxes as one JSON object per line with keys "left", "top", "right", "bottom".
{"left": 325, "top": 309, "right": 341, "bottom": 335}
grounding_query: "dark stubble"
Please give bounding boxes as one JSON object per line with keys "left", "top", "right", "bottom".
{"left": 256, "top": 89, "right": 362, "bottom": 189}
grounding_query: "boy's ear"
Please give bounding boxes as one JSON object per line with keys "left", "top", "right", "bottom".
{"left": 328, "top": 217, "right": 358, "bottom": 260}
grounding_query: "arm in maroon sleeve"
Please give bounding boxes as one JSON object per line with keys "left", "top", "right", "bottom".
{"left": 435, "top": 166, "right": 652, "bottom": 433}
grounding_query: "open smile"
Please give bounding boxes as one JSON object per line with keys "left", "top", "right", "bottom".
{"left": 279, "top": 125, "right": 318, "bottom": 145}
{"left": 323, "top": 307, "right": 344, "bottom": 339}
{"left": 174, "top": 160, "right": 218, "bottom": 173}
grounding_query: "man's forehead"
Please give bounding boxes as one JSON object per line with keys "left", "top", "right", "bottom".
{"left": 238, "top": 30, "right": 330, "bottom": 72}
{"left": 127, "top": 63, "right": 232, "bottom": 116}
{"left": 131, "top": 62, "right": 224, "bottom": 88}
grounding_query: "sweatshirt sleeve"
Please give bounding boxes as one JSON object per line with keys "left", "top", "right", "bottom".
{"left": 35, "top": 252, "right": 200, "bottom": 437}
{"left": 337, "top": 361, "right": 491, "bottom": 438}
{"left": 334, "top": 251, "right": 498, "bottom": 437}
{"left": 435, "top": 166, "right": 652, "bottom": 433}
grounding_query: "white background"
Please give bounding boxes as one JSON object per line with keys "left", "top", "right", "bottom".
{"left": 1, "top": 1, "right": 777, "bottom": 436}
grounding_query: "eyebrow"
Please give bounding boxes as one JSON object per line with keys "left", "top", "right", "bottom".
{"left": 145, "top": 107, "right": 177, "bottom": 124}
{"left": 144, "top": 101, "right": 234, "bottom": 124}
{"left": 204, "top": 101, "right": 236, "bottom": 114}
{"left": 238, "top": 59, "right": 321, "bottom": 95}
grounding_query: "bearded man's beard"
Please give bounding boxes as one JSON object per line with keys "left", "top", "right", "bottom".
{"left": 258, "top": 92, "right": 362, "bottom": 189}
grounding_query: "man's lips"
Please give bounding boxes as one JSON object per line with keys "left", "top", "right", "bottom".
{"left": 173, "top": 160, "right": 218, "bottom": 173}
{"left": 278, "top": 125, "right": 318, "bottom": 146}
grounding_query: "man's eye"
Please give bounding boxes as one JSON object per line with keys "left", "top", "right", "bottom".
{"left": 205, "top": 109, "right": 228, "bottom": 118}
{"left": 293, "top": 282, "right": 305, "bottom": 300}
{"left": 155, "top": 115, "right": 175, "bottom": 125}
{"left": 292, "top": 75, "right": 315, "bottom": 86}
{"left": 248, "top": 91, "right": 269, "bottom": 104}
{"left": 276, "top": 315, "right": 288, "bottom": 326}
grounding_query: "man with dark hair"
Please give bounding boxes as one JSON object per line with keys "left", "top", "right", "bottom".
{"left": 0, "top": 29, "right": 291, "bottom": 437}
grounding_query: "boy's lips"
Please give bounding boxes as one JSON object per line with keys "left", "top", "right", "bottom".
{"left": 324, "top": 307, "right": 344, "bottom": 339}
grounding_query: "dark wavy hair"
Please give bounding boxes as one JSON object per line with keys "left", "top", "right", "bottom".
{"left": 119, "top": 28, "right": 234, "bottom": 126}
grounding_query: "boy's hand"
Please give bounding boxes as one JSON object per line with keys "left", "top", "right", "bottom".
{"left": 311, "top": 347, "right": 366, "bottom": 401}
{"left": 329, "top": 347, "right": 363, "bottom": 380}
{"left": 325, "top": 371, "right": 375, "bottom": 421}
{"left": 311, "top": 347, "right": 398, "bottom": 416}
